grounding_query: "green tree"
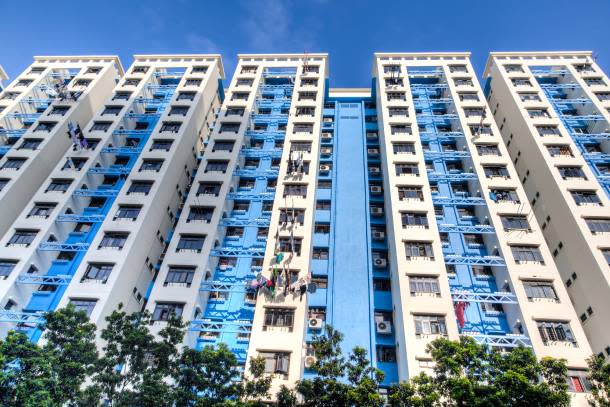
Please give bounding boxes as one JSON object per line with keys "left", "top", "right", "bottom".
{"left": 588, "top": 354, "right": 610, "bottom": 406}
{"left": 296, "top": 325, "right": 384, "bottom": 407}
{"left": 389, "top": 336, "right": 570, "bottom": 407}
{"left": 84, "top": 304, "right": 185, "bottom": 407}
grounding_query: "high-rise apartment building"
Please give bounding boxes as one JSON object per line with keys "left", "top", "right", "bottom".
{"left": 0, "top": 56, "right": 123, "bottom": 238}
{"left": 0, "top": 65, "right": 8, "bottom": 91}
{"left": 485, "top": 51, "right": 610, "bottom": 361}
{"left": 0, "top": 52, "right": 600, "bottom": 404}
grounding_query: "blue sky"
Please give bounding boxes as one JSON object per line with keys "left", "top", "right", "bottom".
{"left": 1, "top": 0, "right": 609, "bottom": 87}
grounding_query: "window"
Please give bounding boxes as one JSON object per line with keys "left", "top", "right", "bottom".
{"left": 405, "top": 241, "right": 434, "bottom": 259}
{"left": 401, "top": 212, "right": 428, "bottom": 228}
{"left": 278, "top": 237, "right": 302, "bottom": 255}
{"left": 383, "top": 65, "right": 400, "bottom": 74}
{"left": 283, "top": 184, "right": 307, "bottom": 198}
{"left": 489, "top": 188, "right": 519, "bottom": 203}
{"left": 86, "top": 66, "right": 102, "bottom": 74}
{"left": 483, "top": 165, "right": 509, "bottom": 178}
{"left": 537, "top": 321, "right": 576, "bottom": 345}
{"left": 99, "top": 232, "right": 128, "bottom": 250}
{"left": 205, "top": 160, "right": 228, "bottom": 173}
{"left": 301, "top": 78, "right": 318, "bottom": 86}
{"left": 523, "top": 281, "right": 557, "bottom": 301}
{"left": 511, "top": 245, "right": 544, "bottom": 264}
{"left": 504, "top": 64, "right": 524, "bottom": 73}
{"left": 410, "top": 276, "right": 440, "bottom": 295}
{"left": 511, "top": 78, "right": 532, "bottom": 87}
{"left": 82, "top": 263, "right": 113, "bottom": 283}
{"left": 454, "top": 78, "right": 473, "bottom": 86}
{"left": 390, "top": 124, "right": 411, "bottom": 135}
{"left": 567, "top": 370, "right": 592, "bottom": 393}
{"left": 463, "top": 107, "right": 485, "bottom": 118}
{"left": 263, "top": 307, "right": 294, "bottom": 331}
{"left": 449, "top": 65, "right": 468, "bottom": 73}
{"left": 236, "top": 78, "right": 253, "bottom": 86}
{"left": 16, "top": 79, "right": 33, "bottom": 87}
{"left": 316, "top": 200, "right": 331, "bottom": 210}
{"left": 571, "top": 190, "right": 601, "bottom": 206}
{"left": 28, "top": 202, "right": 56, "bottom": 218}
{"left": 183, "top": 206, "right": 212, "bottom": 224}
{"left": 241, "top": 65, "right": 258, "bottom": 74}
{"left": 558, "top": 166, "right": 586, "bottom": 180}
{"left": 2, "top": 92, "right": 20, "bottom": 100}
{"left": 527, "top": 108, "right": 551, "bottom": 119}
{"left": 476, "top": 144, "right": 500, "bottom": 156}
{"left": 376, "top": 346, "right": 397, "bottom": 363}
{"left": 219, "top": 122, "right": 241, "bottom": 133}
{"left": 150, "top": 139, "right": 173, "bottom": 151}
{"left": 128, "top": 180, "right": 153, "bottom": 195}
{"left": 132, "top": 66, "right": 149, "bottom": 73}
{"left": 398, "top": 186, "right": 423, "bottom": 201}
{"left": 139, "top": 159, "right": 163, "bottom": 172}
{"left": 47, "top": 178, "right": 72, "bottom": 193}
{"left": 595, "top": 92, "right": 610, "bottom": 101}
{"left": 393, "top": 142, "right": 415, "bottom": 154}
{"left": 585, "top": 78, "right": 606, "bottom": 86}
{"left": 213, "top": 140, "right": 235, "bottom": 152}
{"left": 177, "top": 91, "right": 196, "bottom": 101}
{"left": 70, "top": 299, "right": 97, "bottom": 316}
{"left": 536, "top": 125, "right": 560, "bottom": 137}
{"left": 160, "top": 121, "right": 181, "bottom": 133}
{"left": 8, "top": 230, "right": 37, "bottom": 247}
{"left": 169, "top": 106, "right": 189, "bottom": 116}
{"left": 298, "top": 91, "right": 316, "bottom": 101}
{"left": 192, "top": 65, "right": 208, "bottom": 73}
{"left": 2, "top": 157, "right": 26, "bottom": 170}
{"left": 153, "top": 302, "right": 184, "bottom": 321}
{"left": 291, "top": 142, "right": 312, "bottom": 153}
{"left": 197, "top": 182, "right": 222, "bottom": 196}
{"left": 293, "top": 123, "right": 314, "bottom": 133}
{"left": 395, "top": 163, "right": 419, "bottom": 176}
{"left": 90, "top": 121, "right": 112, "bottom": 132}
{"left": 414, "top": 315, "right": 447, "bottom": 336}
{"left": 519, "top": 92, "right": 541, "bottom": 102}
{"left": 231, "top": 92, "right": 249, "bottom": 101}
{"left": 112, "top": 91, "right": 132, "bottom": 101}
{"left": 226, "top": 107, "right": 245, "bottom": 116}
{"left": 312, "top": 248, "right": 329, "bottom": 260}
{"left": 114, "top": 205, "right": 141, "bottom": 221}
{"left": 458, "top": 92, "right": 479, "bottom": 101}
{"left": 49, "top": 105, "right": 70, "bottom": 116}
{"left": 389, "top": 107, "right": 408, "bottom": 117}
{"left": 586, "top": 218, "right": 610, "bottom": 234}
{"left": 500, "top": 215, "right": 530, "bottom": 231}
{"left": 260, "top": 352, "right": 290, "bottom": 375}
{"left": 176, "top": 234, "right": 205, "bottom": 253}
{"left": 185, "top": 78, "right": 202, "bottom": 87}
{"left": 279, "top": 208, "right": 305, "bottom": 225}
{"left": 0, "top": 260, "right": 17, "bottom": 279}
{"left": 373, "top": 278, "right": 391, "bottom": 291}
{"left": 165, "top": 266, "right": 196, "bottom": 287}
{"left": 547, "top": 145, "right": 572, "bottom": 157}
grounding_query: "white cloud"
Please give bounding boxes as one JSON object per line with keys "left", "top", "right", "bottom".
{"left": 186, "top": 34, "right": 220, "bottom": 53}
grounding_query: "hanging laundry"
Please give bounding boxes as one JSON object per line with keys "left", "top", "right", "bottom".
{"left": 488, "top": 191, "right": 498, "bottom": 202}
{"left": 67, "top": 122, "right": 80, "bottom": 150}
{"left": 454, "top": 301, "right": 469, "bottom": 328}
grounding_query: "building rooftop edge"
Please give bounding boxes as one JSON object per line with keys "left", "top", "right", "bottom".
{"left": 133, "top": 54, "right": 225, "bottom": 78}
{"left": 483, "top": 51, "right": 594, "bottom": 77}
{"left": 33, "top": 55, "right": 125, "bottom": 76}
{"left": 0, "top": 65, "right": 7, "bottom": 81}
{"left": 374, "top": 51, "right": 471, "bottom": 58}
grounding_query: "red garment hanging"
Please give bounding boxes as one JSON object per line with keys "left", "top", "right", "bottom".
{"left": 454, "top": 301, "right": 469, "bottom": 328}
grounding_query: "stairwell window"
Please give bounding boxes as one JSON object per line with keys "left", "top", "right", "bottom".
{"left": 401, "top": 212, "right": 428, "bottom": 228}
{"left": 260, "top": 352, "right": 290, "bottom": 376}
{"left": 102, "top": 105, "right": 122, "bottom": 116}
{"left": 414, "top": 315, "right": 447, "bottom": 336}
{"left": 398, "top": 186, "right": 423, "bottom": 201}
{"left": 8, "top": 229, "right": 38, "bottom": 247}
{"left": 231, "top": 92, "right": 249, "bottom": 101}
{"left": 150, "top": 139, "right": 173, "bottom": 151}
{"left": 153, "top": 302, "right": 184, "bottom": 321}
{"left": 34, "top": 121, "right": 57, "bottom": 132}
{"left": 132, "top": 66, "right": 149, "bottom": 73}
{"left": 511, "top": 245, "right": 544, "bottom": 264}
{"left": 2, "top": 157, "right": 26, "bottom": 170}
{"left": 99, "top": 232, "right": 128, "bottom": 250}
{"left": 291, "top": 142, "right": 312, "bottom": 153}
{"left": 476, "top": 143, "right": 500, "bottom": 156}
{"left": 393, "top": 142, "right": 416, "bottom": 154}
{"left": 185, "top": 78, "right": 202, "bottom": 87}
{"left": 205, "top": 160, "right": 228, "bottom": 173}
{"left": 405, "top": 241, "right": 434, "bottom": 260}
{"left": 187, "top": 206, "right": 214, "bottom": 223}
{"left": 293, "top": 123, "right": 313, "bottom": 134}
{"left": 459, "top": 92, "right": 479, "bottom": 101}
{"left": 128, "top": 180, "right": 153, "bottom": 195}
{"left": 483, "top": 165, "right": 509, "bottom": 179}
{"left": 391, "top": 124, "right": 411, "bottom": 135}
{"left": 0, "top": 260, "right": 17, "bottom": 279}
{"left": 160, "top": 121, "right": 182, "bottom": 133}
{"left": 500, "top": 215, "right": 530, "bottom": 231}
{"left": 241, "top": 65, "right": 258, "bottom": 74}
{"left": 219, "top": 122, "right": 241, "bottom": 133}
{"left": 69, "top": 299, "right": 97, "bottom": 317}
{"left": 226, "top": 107, "right": 245, "bottom": 116}
{"left": 558, "top": 166, "right": 586, "bottom": 180}
{"left": 46, "top": 178, "right": 72, "bottom": 193}
{"left": 82, "top": 263, "right": 113, "bottom": 283}
{"left": 164, "top": 266, "right": 196, "bottom": 287}
{"left": 383, "top": 65, "right": 400, "bottom": 74}
{"left": 139, "top": 159, "right": 163, "bottom": 172}
{"left": 263, "top": 307, "right": 295, "bottom": 332}
{"left": 395, "top": 163, "right": 419, "bottom": 176}
{"left": 236, "top": 78, "right": 253, "bottom": 87}
{"left": 386, "top": 92, "right": 406, "bottom": 102}
{"left": 527, "top": 108, "right": 551, "bottom": 119}
{"left": 464, "top": 108, "right": 485, "bottom": 118}
{"left": 511, "top": 78, "right": 532, "bottom": 87}
{"left": 454, "top": 78, "right": 473, "bottom": 87}
{"left": 90, "top": 121, "right": 112, "bottom": 132}
{"left": 28, "top": 202, "right": 56, "bottom": 218}
{"left": 585, "top": 218, "right": 610, "bottom": 234}
{"left": 519, "top": 92, "right": 541, "bottom": 102}
{"left": 169, "top": 106, "right": 189, "bottom": 116}
{"left": 176, "top": 234, "right": 205, "bottom": 253}
{"left": 523, "top": 280, "right": 558, "bottom": 302}
{"left": 197, "top": 182, "right": 222, "bottom": 196}
{"left": 409, "top": 276, "right": 440, "bottom": 296}
{"left": 571, "top": 190, "right": 602, "bottom": 206}
{"left": 537, "top": 321, "right": 576, "bottom": 346}
{"left": 388, "top": 107, "right": 408, "bottom": 117}
{"left": 112, "top": 91, "right": 132, "bottom": 101}
{"left": 123, "top": 78, "right": 140, "bottom": 86}
{"left": 49, "top": 105, "right": 70, "bottom": 116}
{"left": 177, "top": 91, "right": 196, "bottom": 101}
{"left": 192, "top": 65, "right": 208, "bottom": 73}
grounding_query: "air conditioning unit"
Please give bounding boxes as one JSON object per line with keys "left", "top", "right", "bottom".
{"left": 371, "top": 206, "right": 384, "bottom": 216}
{"left": 373, "top": 257, "right": 387, "bottom": 268}
{"left": 369, "top": 167, "right": 380, "bottom": 174}
{"left": 219, "top": 263, "right": 228, "bottom": 270}
{"left": 376, "top": 320, "right": 392, "bottom": 334}
{"left": 367, "top": 133, "right": 378, "bottom": 140}
{"left": 321, "top": 147, "right": 332, "bottom": 154}
{"left": 368, "top": 148, "right": 379, "bottom": 155}
{"left": 319, "top": 165, "right": 331, "bottom": 172}
{"left": 304, "top": 355, "right": 317, "bottom": 368}
{"left": 308, "top": 318, "right": 323, "bottom": 329}
{"left": 373, "top": 231, "right": 385, "bottom": 241}
{"left": 370, "top": 185, "right": 382, "bottom": 194}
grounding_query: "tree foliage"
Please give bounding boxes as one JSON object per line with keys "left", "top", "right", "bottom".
{"left": 588, "top": 354, "right": 610, "bottom": 406}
